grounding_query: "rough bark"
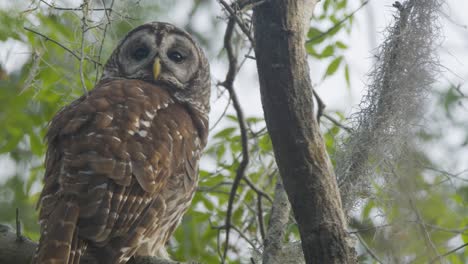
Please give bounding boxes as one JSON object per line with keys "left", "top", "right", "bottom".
{"left": 0, "top": 224, "right": 185, "bottom": 264}
{"left": 252, "top": 1, "right": 357, "bottom": 263}
{"left": 262, "top": 182, "right": 292, "bottom": 264}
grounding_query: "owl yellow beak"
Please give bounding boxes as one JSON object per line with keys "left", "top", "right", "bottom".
{"left": 153, "top": 58, "right": 161, "bottom": 80}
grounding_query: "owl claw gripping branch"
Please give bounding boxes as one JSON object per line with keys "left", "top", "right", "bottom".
{"left": 33, "top": 22, "right": 210, "bottom": 264}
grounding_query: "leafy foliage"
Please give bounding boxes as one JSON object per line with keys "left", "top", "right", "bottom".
{"left": 306, "top": 0, "right": 355, "bottom": 85}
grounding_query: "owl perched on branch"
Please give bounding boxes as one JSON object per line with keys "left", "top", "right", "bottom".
{"left": 33, "top": 22, "right": 210, "bottom": 264}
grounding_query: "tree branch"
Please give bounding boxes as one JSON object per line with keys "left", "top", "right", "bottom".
{"left": 0, "top": 224, "right": 187, "bottom": 264}
{"left": 218, "top": 17, "right": 250, "bottom": 264}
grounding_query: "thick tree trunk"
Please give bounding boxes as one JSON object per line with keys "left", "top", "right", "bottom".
{"left": 252, "top": 1, "right": 357, "bottom": 263}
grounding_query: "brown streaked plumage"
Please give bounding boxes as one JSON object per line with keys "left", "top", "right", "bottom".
{"left": 33, "top": 22, "right": 210, "bottom": 264}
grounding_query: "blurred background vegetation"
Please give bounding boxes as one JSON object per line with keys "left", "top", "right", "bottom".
{"left": 0, "top": 0, "right": 467, "bottom": 263}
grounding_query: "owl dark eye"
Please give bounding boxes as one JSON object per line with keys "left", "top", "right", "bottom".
{"left": 132, "top": 46, "right": 150, "bottom": 61}
{"left": 167, "top": 51, "right": 185, "bottom": 63}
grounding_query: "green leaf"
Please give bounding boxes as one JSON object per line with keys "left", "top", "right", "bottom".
{"left": 216, "top": 144, "right": 226, "bottom": 160}
{"left": 0, "top": 10, "right": 23, "bottom": 40}
{"left": 323, "top": 0, "right": 331, "bottom": 12}
{"left": 259, "top": 134, "right": 272, "bottom": 152}
{"left": 307, "top": 27, "right": 326, "bottom": 44}
{"left": 226, "top": 114, "right": 238, "bottom": 122}
{"left": 443, "top": 86, "right": 463, "bottom": 118}
{"left": 344, "top": 63, "right": 351, "bottom": 87}
{"left": 327, "top": 24, "right": 343, "bottom": 37}
{"left": 337, "top": 0, "right": 347, "bottom": 10}
{"left": 213, "top": 127, "right": 236, "bottom": 139}
{"left": 324, "top": 56, "right": 343, "bottom": 77}
{"left": 29, "top": 132, "right": 43, "bottom": 156}
{"left": 335, "top": 41, "right": 348, "bottom": 49}
{"left": 320, "top": 45, "right": 335, "bottom": 58}
{"left": 306, "top": 43, "right": 320, "bottom": 58}
{"left": 246, "top": 116, "right": 264, "bottom": 124}
{"left": 362, "top": 200, "right": 375, "bottom": 218}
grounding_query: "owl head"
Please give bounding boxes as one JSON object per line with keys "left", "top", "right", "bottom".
{"left": 101, "top": 22, "right": 211, "bottom": 114}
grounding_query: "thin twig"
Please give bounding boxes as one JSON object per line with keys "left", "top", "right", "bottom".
{"left": 242, "top": 176, "right": 273, "bottom": 203}
{"left": 409, "top": 196, "right": 442, "bottom": 260}
{"left": 256, "top": 194, "right": 265, "bottom": 241}
{"left": 395, "top": 167, "right": 441, "bottom": 260}
{"left": 422, "top": 223, "right": 468, "bottom": 235}
{"left": 39, "top": 0, "right": 110, "bottom": 11}
{"left": 231, "top": 225, "right": 258, "bottom": 250}
{"left": 423, "top": 166, "right": 468, "bottom": 182}
{"left": 219, "top": 17, "right": 250, "bottom": 264}
{"left": 250, "top": 126, "right": 268, "bottom": 138}
{"left": 209, "top": 94, "right": 231, "bottom": 132}
{"left": 20, "top": 50, "right": 41, "bottom": 94}
{"left": 79, "top": 0, "right": 90, "bottom": 95}
{"left": 452, "top": 84, "right": 467, "bottom": 98}
{"left": 23, "top": 27, "right": 102, "bottom": 66}
{"left": 237, "top": 46, "right": 254, "bottom": 73}
{"left": 350, "top": 220, "right": 468, "bottom": 236}
{"left": 355, "top": 233, "right": 383, "bottom": 264}
{"left": 429, "top": 243, "right": 468, "bottom": 264}
{"left": 323, "top": 113, "right": 353, "bottom": 133}
{"left": 233, "top": 0, "right": 267, "bottom": 11}
{"left": 210, "top": 219, "right": 224, "bottom": 260}
{"left": 348, "top": 223, "right": 393, "bottom": 234}
{"left": 15, "top": 208, "right": 23, "bottom": 242}
{"left": 94, "top": 0, "right": 115, "bottom": 84}
{"left": 313, "top": 89, "right": 326, "bottom": 121}
{"left": 24, "top": 28, "right": 82, "bottom": 63}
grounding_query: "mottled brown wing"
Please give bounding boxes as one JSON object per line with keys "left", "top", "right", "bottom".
{"left": 34, "top": 79, "right": 205, "bottom": 264}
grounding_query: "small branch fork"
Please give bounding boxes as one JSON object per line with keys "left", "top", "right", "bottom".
{"left": 218, "top": 0, "right": 255, "bottom": 45}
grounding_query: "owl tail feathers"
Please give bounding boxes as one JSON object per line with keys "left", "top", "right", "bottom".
{"left": 33, "top": 198, "right": 86, "bottom": 264}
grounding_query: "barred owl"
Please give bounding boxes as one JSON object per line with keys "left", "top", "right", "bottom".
{"left": 33, "top": 22, "right": 210, "bottom": 264}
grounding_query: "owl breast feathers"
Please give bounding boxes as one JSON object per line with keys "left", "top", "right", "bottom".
{"left": 33, "top": 22, "right": 210, "bottom": 264}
